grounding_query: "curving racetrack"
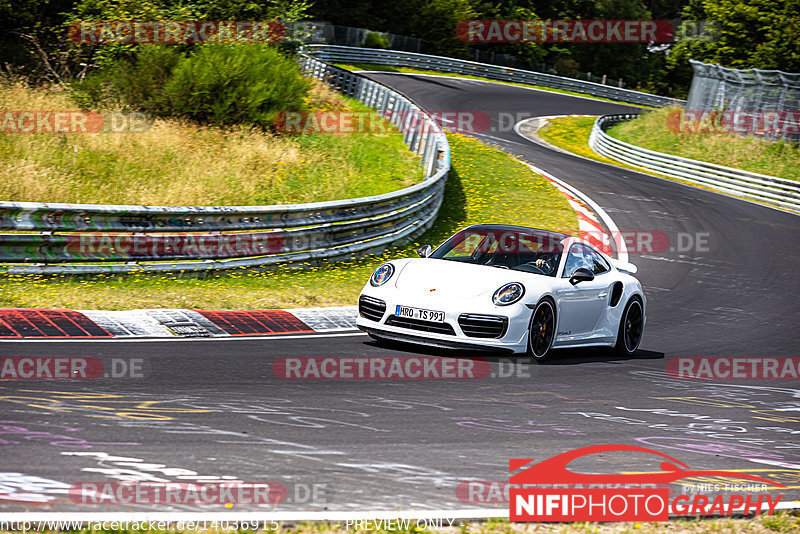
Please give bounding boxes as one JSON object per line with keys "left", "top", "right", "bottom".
{"left": 1, "top": 74, "right": 799, "bottom": 514}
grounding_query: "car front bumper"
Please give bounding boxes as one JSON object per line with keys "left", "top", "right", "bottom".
{"left": 356, "top": 291, "right": 531, "bottom": 353}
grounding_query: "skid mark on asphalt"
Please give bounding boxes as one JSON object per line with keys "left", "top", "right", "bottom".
{"left": 0, "top": 420, "right": 139, "bottom": 448}
{"left": 0, "top": 390, "right": 213, "bottom": 420}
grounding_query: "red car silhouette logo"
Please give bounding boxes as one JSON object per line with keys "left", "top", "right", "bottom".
{"left": 510, "top": 444, "right": 785, "bottom": 487}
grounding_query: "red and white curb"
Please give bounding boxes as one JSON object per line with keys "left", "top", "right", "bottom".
{"left": 547, "top": 178, "right": 612, "bottom": 254}
{"left": 0, "top": 306, "right": 358, "bottom": 340}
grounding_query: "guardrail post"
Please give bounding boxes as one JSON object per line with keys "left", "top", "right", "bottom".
{"left": 401, "top": 102, "right": 414, "bottom": 145}
{"left": 423, "top": 132, "right": 433, "bottom": 176}
{"left": 376, "top": 86, "right": 387, "bottom": 112}
{"left": 409, "top": 113, "right": 422, "bottom": 153}
{"left": 416, "top": 119, "right": 429, "bottom": 156}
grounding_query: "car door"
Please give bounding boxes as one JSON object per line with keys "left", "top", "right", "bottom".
{"left": 555, "top": 243, "right": 610, "bottom": 339}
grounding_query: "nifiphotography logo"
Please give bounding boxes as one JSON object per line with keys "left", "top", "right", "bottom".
{"left": 509, "top": 444, "right": 785, "bottom": 522}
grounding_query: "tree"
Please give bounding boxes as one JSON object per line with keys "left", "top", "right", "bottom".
{"left": 657, "top": 0, "right": 800, "bottom": 96}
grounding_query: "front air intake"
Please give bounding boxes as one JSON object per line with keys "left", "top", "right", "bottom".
{"left": 458, "top": 313, "right": 508, "bottom": 338}
{"left": 358, "top": 295, "right": 387, "bottom": 322}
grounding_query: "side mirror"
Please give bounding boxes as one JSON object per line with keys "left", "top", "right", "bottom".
{"left": 417, "top": 244, "right": 433, "bottom": 258}
{"left": 569, "top": 267, "right": 595, "bottom": 285}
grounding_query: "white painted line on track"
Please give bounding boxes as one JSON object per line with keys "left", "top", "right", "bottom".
{"left": 470, "top": 131, "right": 533, "bottom": 148}
{"left": 0, "top": 331, "right": 367, "bottom": 343}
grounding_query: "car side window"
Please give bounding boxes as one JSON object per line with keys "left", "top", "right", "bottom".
{"left": 586, "top": 248, "right": 610, "bottom": 274}
{"left": 563, "top": 244, "right": 609, "bottom": 277}
{"left": 562, "top": 244, "right": 590, "bottom": 277}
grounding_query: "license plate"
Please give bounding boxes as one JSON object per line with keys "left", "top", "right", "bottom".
{"left": 395, "top": 305, "right": 445, "bottom": 322}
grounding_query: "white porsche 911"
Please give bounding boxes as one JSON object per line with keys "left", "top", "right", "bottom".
{"left": 356, "top": 224, "right": 646, "bottom": 361}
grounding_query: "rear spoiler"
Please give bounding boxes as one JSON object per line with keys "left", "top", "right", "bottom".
{"left": 610, "top": 258, "right": 638, "bottom": 274}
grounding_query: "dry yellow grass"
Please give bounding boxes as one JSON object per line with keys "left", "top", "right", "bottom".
{"left": 0, "top": 80, "right": 421, "bottom": 206}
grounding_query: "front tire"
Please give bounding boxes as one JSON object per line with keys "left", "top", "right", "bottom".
{"left": 528, "top": 299, "right": 556, "bottom": 362}
{"left": 615, "top": 297, "right": 643, "bottom": 355}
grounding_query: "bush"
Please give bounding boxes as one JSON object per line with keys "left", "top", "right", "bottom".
{"left": 73, "top": 44, "right": 311, "bottom": 129}
{"left": 164, "top": 44, "right": 310, "bottom": 128}
{"left": 72, "top": 45, "right": 184, "bottom": 114}
{"left": 362, "top": 32, "right": 390, "bottom": 49}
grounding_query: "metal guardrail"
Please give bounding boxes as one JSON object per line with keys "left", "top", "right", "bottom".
{"left": 0, "top": 56, "right": 450, "bottom": 274}
{"left": 303, "top": 45, "right": 684, "bottom": 108}
{"left": 589, "top": 114, "right": 800, "bottom": 212}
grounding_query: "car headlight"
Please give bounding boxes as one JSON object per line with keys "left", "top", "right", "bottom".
{"left": 370, "top": 263, "right": 395, "bottom": 287}
{"left": 492, "top": 282, "right": 525, "bottom": 306}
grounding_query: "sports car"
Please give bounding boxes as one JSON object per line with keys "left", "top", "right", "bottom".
{"left": 356, "top": 224, "right": 645, "bottom": 361}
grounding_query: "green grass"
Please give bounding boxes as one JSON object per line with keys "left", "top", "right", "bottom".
{"left": 332, "top": 63, "right": 653, "bottom": 108}
{"left": 0, "top": 81, "right": 422, "bottom": 206}
{"left": 0, "top": 133, "right": 578, "bottom": 310}
{"left": 608, "top": 107, "right": 800, "bottom": 181}
{"left": 536, "top": 115, "right": 606, "bottom": 161}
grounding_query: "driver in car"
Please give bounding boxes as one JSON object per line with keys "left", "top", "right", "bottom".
{"left": 533, "top": 254, "right": 559, "bottom": 276}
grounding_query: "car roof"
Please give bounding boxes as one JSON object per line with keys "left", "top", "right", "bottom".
{"left": 462, "top": 224, "right": 571, "bottom": 241}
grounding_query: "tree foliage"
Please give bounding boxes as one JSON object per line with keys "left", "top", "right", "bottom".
{"left": 1, "top": 0, "right": 310, "bottom": 82}
{"left": 3, "top": 0, "right": 797, "bottom": 98}
{"left": 655, "top": 0, "right": 800, "bottom": 97}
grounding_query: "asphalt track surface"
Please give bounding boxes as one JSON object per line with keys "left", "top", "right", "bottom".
{"left": 1, "top": 75, "right": 799, "bottom": 514}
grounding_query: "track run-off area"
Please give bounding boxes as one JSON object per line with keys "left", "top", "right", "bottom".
{"left": 1, "top": 74, "right": 799, "bottom": 516}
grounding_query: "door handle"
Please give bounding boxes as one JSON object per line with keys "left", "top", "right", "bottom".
{"left": 598, "top": 292, "right": 608, "bottom": 298}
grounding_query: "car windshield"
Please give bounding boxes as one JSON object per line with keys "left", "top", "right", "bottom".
{"left": 429, "top": 227, "right": 565, "bottom": 276}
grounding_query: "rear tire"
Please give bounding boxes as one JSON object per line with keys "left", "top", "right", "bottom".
{"left": 615, "top": 297, "right": 643, "bottom": 355}
{"left": 528, "top": 299, "right": 556, "bottom": 362}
